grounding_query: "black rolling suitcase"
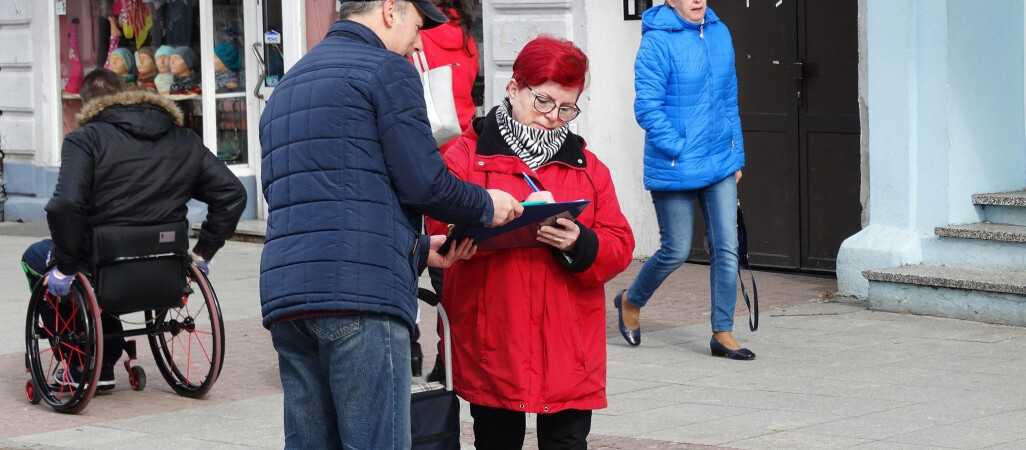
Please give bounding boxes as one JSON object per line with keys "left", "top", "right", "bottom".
{"left": 411, "top": 301, "right": 460, "bottom": 449}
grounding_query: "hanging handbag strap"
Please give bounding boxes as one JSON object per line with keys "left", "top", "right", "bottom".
{"left": 412, "top": 51, "right": 430, "bottom": 75}
{"left": 736, "top": 200, "right": 759, "bottom": 331}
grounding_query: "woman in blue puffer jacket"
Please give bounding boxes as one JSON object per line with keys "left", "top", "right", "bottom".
{"left": 614, "top": 0, "right": 754, "bottom": 360}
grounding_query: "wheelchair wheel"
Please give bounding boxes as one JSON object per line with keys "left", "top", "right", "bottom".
{"left": 146, "top": 264, "right": 224, "bottom": 398}
{"left": 25, "top": 274, "right": 104, "bottom": 414}
{"left": 129, "top": 366, "right": 146, "bottom": 391}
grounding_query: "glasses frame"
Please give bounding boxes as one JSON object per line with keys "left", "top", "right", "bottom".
{"left": 522, "top": 83, "right": 582, "bottom": 122}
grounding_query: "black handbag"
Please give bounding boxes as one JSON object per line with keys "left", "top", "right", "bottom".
{"left": 90, "top": 222, "right": 190, "bottom": 314}
{"left": 410, "top": 303, "right": 460, "bottom": 449}
{"left": 737, "top": 201, "right": 759, "bottom": 331}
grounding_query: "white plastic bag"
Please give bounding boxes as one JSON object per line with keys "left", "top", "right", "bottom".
{"left": 412, "top": 51, "right": 461, "bottom": 146}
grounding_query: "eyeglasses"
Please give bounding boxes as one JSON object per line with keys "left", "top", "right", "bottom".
{"left": 523, "top": 83, "right": 581, "bottom": 122}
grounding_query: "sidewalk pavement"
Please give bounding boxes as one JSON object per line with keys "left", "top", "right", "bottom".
{"left": 2, "top": 222, "right": 1026, "bottom": 449}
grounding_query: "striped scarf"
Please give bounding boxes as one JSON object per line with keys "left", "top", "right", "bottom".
{"left": 496, "top": 98, "right": 568, "bottom": 169}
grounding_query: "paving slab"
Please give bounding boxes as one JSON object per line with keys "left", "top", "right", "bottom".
{"left": 726, "top": 430, "right": 872, "bottom": 449}
{"left": 5, "top": 232, "right": 1026, "bottom": 449}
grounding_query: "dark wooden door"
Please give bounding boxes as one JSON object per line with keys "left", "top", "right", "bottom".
{"left": 688, "top": 0, "right": 859, "bottom": 273}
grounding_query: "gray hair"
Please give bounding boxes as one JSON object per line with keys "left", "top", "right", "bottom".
{"left": 338, "top": 0, "right": 409, "bottom": 21}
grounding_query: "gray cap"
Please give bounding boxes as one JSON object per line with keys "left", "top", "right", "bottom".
{"left": 342, "top": 0, "right": 448, "bottom": 30}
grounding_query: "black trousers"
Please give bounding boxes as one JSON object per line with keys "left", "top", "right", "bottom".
{"left": 23, "top": 239, "right": 125, "bottom": 365}
{"left": 470, "top": 403, "right": 591, "bottom": 450}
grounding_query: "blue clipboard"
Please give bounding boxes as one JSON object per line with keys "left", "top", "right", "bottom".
{"left": 438, "top": 200, "right": 591, "bottom": 254}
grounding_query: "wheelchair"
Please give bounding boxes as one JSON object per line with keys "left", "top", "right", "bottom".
{"left": 24, "top": 222, "right": 225, "bottom": 414}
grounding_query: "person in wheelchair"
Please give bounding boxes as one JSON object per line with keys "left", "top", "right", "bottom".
{"left": 21, "top": 68, "right": 246, "bottom": 391}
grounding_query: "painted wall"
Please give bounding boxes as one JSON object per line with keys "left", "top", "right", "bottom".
{"left": 305, "top": 0, "right": 336, "bottom": 52}
{"left": 946, "top": 0, "right": 1025, "bottom": 225}
{"left": 1, "top": 0, "right": 62, "bottom": 219}
{"left": 580, "top": 2, "right": 656, "bottom": 256}
{"left": 837, "top": 0, "right": 1026, "bottom": 297}
{"left": 0, "top": 0, "right": 60, "bottom": 168}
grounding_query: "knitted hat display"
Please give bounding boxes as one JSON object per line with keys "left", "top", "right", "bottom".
{"left": 213, "top": 43, "right": 241, "bottom": 72}
{"left": 155, "top": 45, "right": 173, "bottom": 59}
{"left": 171, "top": 46, "right": 199, "bottom": 73}
{"left": 111, "top": 47, "right": 136, "bottom": 73}
{"left": 135, "top": 46, "right": 155, "bottom": 68}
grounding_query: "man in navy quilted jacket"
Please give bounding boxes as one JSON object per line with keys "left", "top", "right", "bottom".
{"left": 258, "top": 0, "right": 522, "bottom": 447}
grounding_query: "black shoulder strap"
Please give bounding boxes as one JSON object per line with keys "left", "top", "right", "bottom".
{"left": 737, "top": 200, "right": 759, "bottom": 331}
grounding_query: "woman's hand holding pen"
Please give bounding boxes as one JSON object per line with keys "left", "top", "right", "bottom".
{"left": 525, "top": 191, "right": 554, "bottom": 204}
{"left": 538, "top": 218, "right": 580, "bottom": 252}
{"left": 427, "top": 236, "right": 477, "bottom": 269}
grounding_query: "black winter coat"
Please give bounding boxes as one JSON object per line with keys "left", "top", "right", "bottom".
{"left": 45, "top": 90, "right": 247, "bottom": 274}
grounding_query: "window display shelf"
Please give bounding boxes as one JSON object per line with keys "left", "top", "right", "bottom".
{"left": 62, "top": 93, "right": 202, "bottom": 101}
{"left": 214, "top": 92, "right": 246, "bottom": 99}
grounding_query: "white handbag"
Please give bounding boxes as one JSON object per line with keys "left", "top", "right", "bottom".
{"left": 412, "top": 51, "right": 462, "bottom": 146}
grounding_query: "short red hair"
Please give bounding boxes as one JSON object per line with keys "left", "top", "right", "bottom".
{"left": 512, "top": 36, "right": 589, "bottom": 91}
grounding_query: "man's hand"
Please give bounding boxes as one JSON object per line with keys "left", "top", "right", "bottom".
{"left": 488, "top": 189, "right": 524, "bottom": 227}
{"left": 735, "top": 170, "right": 742, "bottom": 184}
{"left": 524, "top": 191, "right": 555, "bottom": 203}
{"left": 44, "top": 267, "right": 74, "bottom": 296}
{"left": 427, "top": 236, "right": 477, "bottom": 269}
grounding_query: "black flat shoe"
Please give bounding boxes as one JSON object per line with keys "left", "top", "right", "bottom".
{"left": 614, "top": 290, "right": 641, "bottom": 347}
{"left": 710, "top": 336, "right": 755, "bottom": 360}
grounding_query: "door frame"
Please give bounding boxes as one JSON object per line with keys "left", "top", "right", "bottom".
{"left": 245, "top": 0, "right": 307, "bottom": 219}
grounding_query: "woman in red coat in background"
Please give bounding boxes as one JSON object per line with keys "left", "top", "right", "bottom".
{"left": 431, "top": 36, "right": 635, "bottom": 449}
{"left": 419, "top": 0, "right": 479, "bottom": 153}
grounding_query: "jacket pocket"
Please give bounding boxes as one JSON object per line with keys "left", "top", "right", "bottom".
{"left": 541, "top": 292, "right": 589, "bottom": 403}
{"left": 307, "top": 315, "right": 361, "bottom": 341}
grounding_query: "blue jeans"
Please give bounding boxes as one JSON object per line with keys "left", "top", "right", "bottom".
{"left": 626, "top": 175, "right": 740, "bottom": 332}
{"left": 271, "top": 313, "right": 411, "bottom": 449}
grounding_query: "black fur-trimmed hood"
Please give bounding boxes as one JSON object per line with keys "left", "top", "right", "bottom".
{"left": 75, "top": 90, "right": 185, "bottom": 140}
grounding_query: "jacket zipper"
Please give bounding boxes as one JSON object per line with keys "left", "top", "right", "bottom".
{"left": 699, "top": 19, "right": 705, "bottom": 39}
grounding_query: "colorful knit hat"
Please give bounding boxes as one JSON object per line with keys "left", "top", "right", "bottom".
{"left": 214, "top": 43, "right": 242, "bottom": 72}
{"left": 111, "top": 47, "right": 136, "bottom": 73}
{"left": 135, "top": 46, "right": 155, "bottom": 68}
{"left": 171, "top": 46, "right": 199, "bottom": 72}
{"left": 155, "top": 45, "right": 173, "bottom": 59}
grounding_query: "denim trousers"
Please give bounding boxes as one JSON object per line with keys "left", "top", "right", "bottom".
{"left": 626, "top": 175, "right": 740, "bottom": 331}
{"left": 271, "top": 313, "right": 411, "bottom": 449}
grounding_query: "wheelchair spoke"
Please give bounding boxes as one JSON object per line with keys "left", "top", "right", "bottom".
{"left": 146, "top": 267, "right": 222, "bottom": 399}
{"left": 190, "top": 330, "right": 212, "bottom": 363}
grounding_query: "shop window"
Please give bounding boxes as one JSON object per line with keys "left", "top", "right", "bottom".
{"left": 212, "top": 0, "right": 247, "bottom": 164}
{"left": 58, "top": 0, "right": 249, "bottom": 165}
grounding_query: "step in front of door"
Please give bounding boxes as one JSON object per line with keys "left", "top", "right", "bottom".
{"left": 863, "top": 264, "right": 1026, "bottom": 327}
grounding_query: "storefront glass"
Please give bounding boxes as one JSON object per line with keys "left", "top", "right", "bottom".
{"left": 58, "top": 0, "right": 249, "bottom": 165}
{"left": 212, "top": 0, "right": 247, "bottom": 164}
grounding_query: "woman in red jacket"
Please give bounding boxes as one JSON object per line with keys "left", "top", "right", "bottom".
{"left": 433, "top": 36, "right": 635, "bottom": 449}
{"left": 419, "top": 0, "right": 479, "bottom": 153}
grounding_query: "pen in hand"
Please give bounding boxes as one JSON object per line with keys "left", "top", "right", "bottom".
{"left": 521, "top": 172, "right": 555, "bottom": 204}
{"left": 522, "top": 172, "right": 541, "bottom": 192}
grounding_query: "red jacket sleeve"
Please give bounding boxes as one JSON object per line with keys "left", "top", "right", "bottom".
{"left": 571, "top": 154, "right": 635, "bottom": 286}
